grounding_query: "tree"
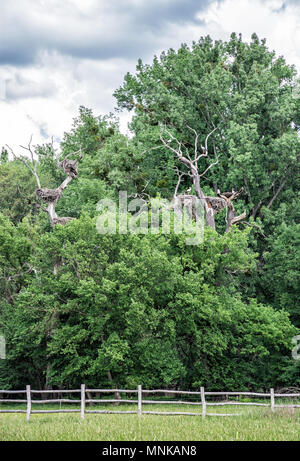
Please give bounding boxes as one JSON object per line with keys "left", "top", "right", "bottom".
{"left": 6, "top": 137, "right": 83, "bottom": 227}
{"left": 0, "top": 35, "right": 299, "bottom": 393}
{"left": 0, "top": 161, "right": 37, "bottom": 224}
{"left": 262, "top": 223, "right": 300, "bottom": 327}
{"left": 160, "top": 125, "right": 246, "bottom": 230}
{"left": 114, "top": 33, "right": 299, "bottom": 233}
{"left": 0, "top": 215, "right": 296, "bottom": 390}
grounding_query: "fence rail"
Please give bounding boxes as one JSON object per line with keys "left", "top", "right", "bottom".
{"left": 1, "top": 386, "right": 300, "bottom": 420}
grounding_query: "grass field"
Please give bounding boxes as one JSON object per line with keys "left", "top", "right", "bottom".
{"left": 1, "top": 402, "right": 300, "bottom": 441}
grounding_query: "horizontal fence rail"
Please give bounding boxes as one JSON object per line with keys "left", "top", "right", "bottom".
{"left": 1, "top": 386, "right": 300, "bottom": 420}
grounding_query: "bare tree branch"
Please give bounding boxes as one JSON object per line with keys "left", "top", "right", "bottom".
{"left": 173, "top": 167, "right": 186, "bottom": 197}
{"left": 6, "top": 141, "right": 41, "bottom": 189}
{"left": 218, "top": 188, "right": 246, "bottom": 232}
{"left": 6, "top": 137, "right": 83, "bottom": 226}
{"left": 160, "top": 125, "right": 219, "bottom": 229}
{"left": 204, "top": 127, "right": 218, "bottom": 155}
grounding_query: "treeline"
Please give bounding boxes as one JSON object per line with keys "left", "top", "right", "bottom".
{"left": 0, "top": 33, "right": 299, "bottom": 391}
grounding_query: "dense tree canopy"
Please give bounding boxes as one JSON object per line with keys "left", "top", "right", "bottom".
{"left": 0, "top": 33, "right": 299, "bottom": 391}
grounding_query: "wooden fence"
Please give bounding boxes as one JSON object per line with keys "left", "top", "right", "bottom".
{"left": 1, "top": 386, "right": 300, "bottom": 421}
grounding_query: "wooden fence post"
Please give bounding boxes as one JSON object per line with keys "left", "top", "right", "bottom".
{"left": 26, "top": 385, "right": 31, "bottom": 421}
{"left": 81, "top": 384, "right": 85, "bottom": 420}
{"left": 138, "top": 385, "right": 142, "bottom": 416}
{"left": 270, "top": 388, "right": 275, "bottom": 413}
{"left": 201, "top": 387, "right": 206, "bottom": 419}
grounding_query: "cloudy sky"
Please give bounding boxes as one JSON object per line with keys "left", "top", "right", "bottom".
{"left": 1, "top": 0, "right": 300, "bottom": 151}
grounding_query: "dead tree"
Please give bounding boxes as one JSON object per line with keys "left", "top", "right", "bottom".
{"left": 6, "top": 138, "right": 82, "bottom": 227}
{"left": 217, "top": 189, "right": 246, "bottom": 233}
{"left": 161, "top": 126, "right": 218, "bottom": 228}
{"left": 160, "top": 126, "right": 245, "bottom": 232}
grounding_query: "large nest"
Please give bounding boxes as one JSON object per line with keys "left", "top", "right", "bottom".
{"left": 52, "top": 216, "right": 73, "bottom": 226}
{"left": 36, "top": 188, "right": 61, "bottom": 203}
{"left": 174, "top": 194, "right": 227, "bottom": 213}
{"left": 205, "top": 196, "right": 227, "bottom": 212}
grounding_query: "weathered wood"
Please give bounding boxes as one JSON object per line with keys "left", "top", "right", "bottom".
{"left": 85, "top": 389, "right": 137, "bottom": 393}
{"left": 270, "top": 388, "right": 275, "bottom": 413}
{"left": 31, "top": 389, "right": 81, "bottom": 393}
{"left": 81, "top": 384, "right": 85, "bottom": 420}
{"left": 0, "top": 410, "right": 27, "bottom": 413}
{"left": 274, "top": 393, "right": 300, "bottom": 398}
{"left": 85, "top": 410, "right": 137, "bottom": 414}
{"left": 141, "top": 400, "right": 201, "bottom": 405}
{"left": 0, "top": 390, "right": 26, "bottom": 394}
{"left": 1, "top": 385, "right": 300, "bottom": 421}
{"left": 86, "top": 399, "right": 138, "bottom": 404}
{"left": 143, "top": 411, "right": 201, "bottom": 416}
{"left": 206, "top": 413, "right": 241, "bottom": 417}
{"left": 201, "top": 387, "right": 206, "bottom": 419}
{"left": 26, "top": 385, "right": 31, "bottom": 422}
{"left": 142, "top": 390, "right": 202, "bottom": 395}
{"left": 142, "top": 389, "right": 270, "bottom": 396}
{"left": 138, "top": 385, "right": 142, "bottom": 416}
{"left": 31, "top": 410, "right": 80, "bottom": 414}
{"left": 31, "top": 399, "right": 81, "bottom": 404}
{"left": 205, "top": 392, "right": 270, "bottom": 396}
{"left": 206, "top": 402, "right": 269, "bottom": 406}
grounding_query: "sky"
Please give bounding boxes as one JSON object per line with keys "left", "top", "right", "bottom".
{"left": 1, "top": 0, "right": 300, "bottom": 151}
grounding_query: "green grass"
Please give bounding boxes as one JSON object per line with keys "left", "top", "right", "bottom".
{"left": 1, "top": 402, "right": 300, "bottom": 441}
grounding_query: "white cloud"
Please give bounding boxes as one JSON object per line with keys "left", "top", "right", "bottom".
{"left": 0, "top": 0, "right": 299, "bottom": 152}
{"left": 194, "top": 0, "right": 300, "bottom": 69}
{"left": 0, "top": 51, "right": 137, "bottom": 151}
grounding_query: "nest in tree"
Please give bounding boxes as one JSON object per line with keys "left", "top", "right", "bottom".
{"left": 52, "top": 217, "right": 73, "bottom": 226}
{"left": 174, "top": 194, "right": 227, "bottom": 213}
{"left": 36, "top": 188, "right": 61, "bottom": 203}
{"left": 205, "top": 196, "right": 227, "bottom": 212}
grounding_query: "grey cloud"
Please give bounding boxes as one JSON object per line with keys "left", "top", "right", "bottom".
{"left": 114, "top": 0, "right": 212, "bottom": 28}
{"left": 0, "top": 0, "right": 212, "bottom": 66}
{"left": 53, "top": 36, "right": 161, "bottom": 62}
{"left": 5, "top": 74, "right": 56, "bottom": 100}
{"left": 0, "top": 46, "right": 36, "bottom": 66}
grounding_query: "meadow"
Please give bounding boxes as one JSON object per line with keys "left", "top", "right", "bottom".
{"left": 0, "top": 403, "right": 300, "bottom": 441}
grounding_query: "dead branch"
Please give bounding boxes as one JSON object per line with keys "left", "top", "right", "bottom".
{"left": 218, "top": 188, "right": 246, "bottom": 232}
{"left": 6, "top": 138, "right": 83, "bottom": 226}
{"left": 160, "top": 125, "right": 219, "bottom": 229}
{"left": 173, "top": 167, "right": 187, "bottom": 197}
{"left": 6, "top": 139, "right": 41, "bottom": 189}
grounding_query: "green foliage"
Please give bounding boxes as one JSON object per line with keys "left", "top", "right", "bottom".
{"left": 115, "top": 33, "right": 299, "bottom": 218}
{"left": 0, "top": 214, "right": 33, "bottom": 302}
{"left": 61, "top": 106, "right": 117, "bottom": 157}
{"left": 262, "top": 223, "right": 300, "bottom": 326}
{"left": 0, "top": 215, "right": 296, "bottom": 390}
{"left": 0, "top": 161, "right": 37, "bottom": 224}
{"left": 0, "top": 34, "right": 299, "bottom": 392}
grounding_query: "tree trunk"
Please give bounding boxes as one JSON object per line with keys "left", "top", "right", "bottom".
{"left": 107, "top": 371, "right": 121, "bottom": 403}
